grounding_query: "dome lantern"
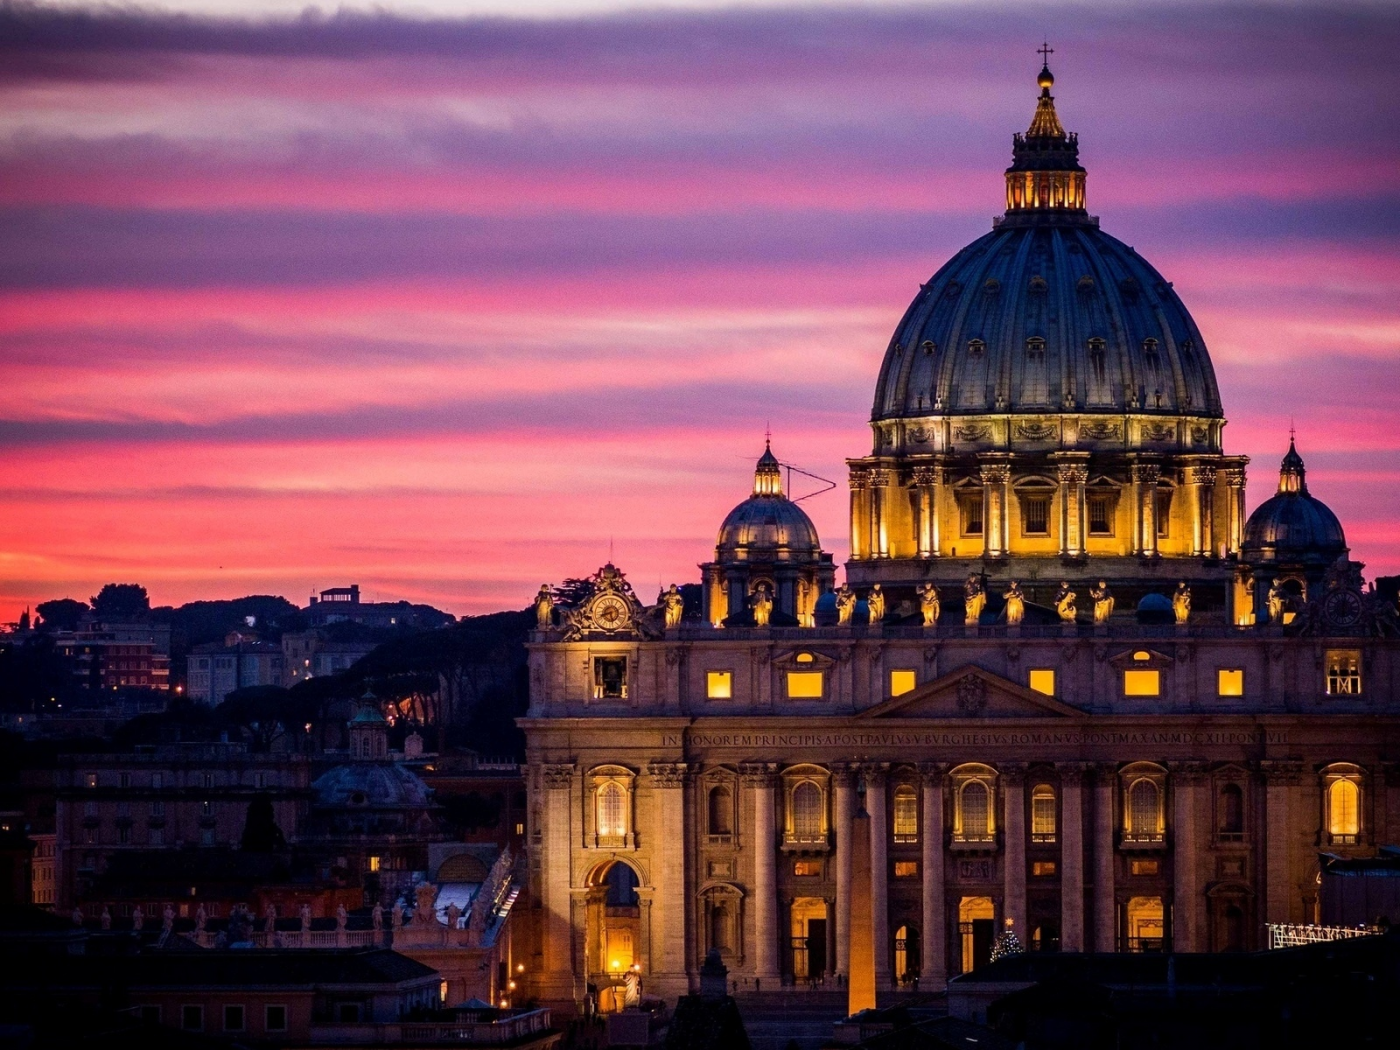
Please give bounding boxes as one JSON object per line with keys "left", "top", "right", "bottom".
{"left": 754, "top": 441, "right": 783, "bottom": 497}
{"left": 1004, "top": 50, "right": 1087, "bottom": 219}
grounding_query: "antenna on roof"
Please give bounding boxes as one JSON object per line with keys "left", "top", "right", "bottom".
{"left": 781, "top": 460, "right": 838, "bottom": 504}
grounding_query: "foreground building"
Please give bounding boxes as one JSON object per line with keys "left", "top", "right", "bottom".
{"left": 519, "top": 61, "right": 1400, "bottom": 1007}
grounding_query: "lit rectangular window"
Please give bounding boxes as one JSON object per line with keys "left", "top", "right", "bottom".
{"left": 889, "top": 669, "right": 917, "bottom": 697}
{"left": 961, "top": 497, "right": 983, "bottom": 536}
{"left": 1130, "top": 859, "right": 1160, "bottom": 877}
{"left": 1022, "top": 496, "right": 1050, "bottom": 535}
{"left": 793, "top": 860, "right": 819, "bottom": 877}
{"left": 706, "top": 671, "right": 733, "bottom": 700}
{"left": 786, "top": 671, "right": 824, "bottom": 699}
{"left": 1031, "top": 861, "right": 1057, "bottom": 877}
{"left": 894, "top": 861, "right": 918, "bottom": 878}
{"left": 1028, "top": 669, "right": 1055, "bottom": 696}
{"left": 1217, "top": 669, "right": 1244, "bottom": 697}
{"left": 1123, "top": 670, "right": 1161, "bottom": 697}
{"left": 1326, "top": 650, "right": 1361, "bottom": 695}
{"left": 593, "top": 656, "right": 628, "bottom": 699}
{"left": 1088, "top": 496, "right": 1113, "bottom": 535}
{"left": 368, "top": 855, "right": 381, "bottom": 873}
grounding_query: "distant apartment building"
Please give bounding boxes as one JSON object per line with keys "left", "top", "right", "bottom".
{"left": 30, "top": 831, "right": 56, "bottom": 908}
{"left": 281, "top": 631, "right": 378, "bottom": 686}
{"left": 54, "top": 619, "right": 171, "bottom": 691}
{"left": 186, "top": 630, "right": 286, "bottom": 704}
{"left": 304, "top": 585, "right": 454, "bottom": 630}
{"left": 54, "top": 742, "right": 312, "bottom": 910}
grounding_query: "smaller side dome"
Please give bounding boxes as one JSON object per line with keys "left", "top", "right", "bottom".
{"left": 715, "top": 443, "right": 822, "bottom": 558}
{"left": 1242, "top": 439, "right": 1347, "bottom": 566}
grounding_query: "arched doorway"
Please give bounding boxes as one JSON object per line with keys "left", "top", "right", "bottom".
{"left": 1125, "top": 896, "right": 1165, "bottom": 952}
{"left": 584, "top": 859, "right": 648, "bottom": 1009}
{"left": 958, "top": 897, "right": 995, "bottom": 973}
{"left": 894, "top": 924, "right": 921, "bottom": 985}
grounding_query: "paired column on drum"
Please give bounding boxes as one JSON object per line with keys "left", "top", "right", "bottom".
{"left": 1130, "top": 460, "right": 1161, "bottom": 557}
{"left": 864, "top": 766, "right": 892, "bottom": 990}
{"left": 1054, "top": 455, "right": 1089, "bottom": 558}
{"left": 920, "top": 765, "right": 947, "bottom": 987}
{"left": 1225, "top": 467, "right": 1247, "bottom": 556}
{"left": 741, "top": 763, "right": 781, "bottom": 982}
{"left": 868, "top": 469, "right": 891, "bottom": 559}
{"left": 911, "top": 464, "right": 944, "bottom": 559}
{"left": 1058, "top": 765, "right": 1086, "bottom": 952}
{"left": 1183, "top": 463, "right": 1216, "bottom": 557}
{"left": 979, "top": 457, "right": 1012, "bottom": 559}
{"left": 849, "top": 470, "right": 870, "bottom": 560}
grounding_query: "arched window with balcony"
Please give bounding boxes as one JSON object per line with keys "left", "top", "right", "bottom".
{"left": 893, "top": 784, "right": 919, "bottom": 843}
{"left": 791, "top": 782, "right": 824, "bottom": 843}
{"left": 1121, "top": 763, "right": 1167, "bottom": 844}
{"left": 1218, "top": 783, "right": 1244, "bottom": 838}
{"left": 950, "top": 764, "right": 998, "bottom": 844}
{"left": 708, "top": 785, "right": 733, "bottom": 839}
{"left": 1323, "top": 765, "right": 1364, "bottom": 846}
{"left": 589, "top": 765, "right": 635, "bottom": 849}
{"left": 1031, "top": 783, "right": 1057, "bottom": 842}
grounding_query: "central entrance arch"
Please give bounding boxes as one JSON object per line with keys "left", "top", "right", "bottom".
{"left": 583, "top": 858, "right": 651, "bottom": 1010}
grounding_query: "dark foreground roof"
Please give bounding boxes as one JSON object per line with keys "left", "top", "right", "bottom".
{"left": 13, "top": 947, "right": 438, "bottom": 989}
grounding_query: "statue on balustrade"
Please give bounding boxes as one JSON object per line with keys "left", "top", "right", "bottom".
{"left": 751, "top": 583, "right": 773, "bottom": 627}
{"left": 371, "top": 903, "right": 383, "bottom": 930}
{"left": 662, "top": 584, "right": 685, "bottom": 629}
{"left": 835, "top": 584, "right": 856, "bottom": 626}
{"left": 195, "top": 904, "right": 207, "bottom": 933}
{"left": 336, "top": 904, "right": 348, "bottom": 930}
{"left": 162, "top": 905, "right": 175, "bottom": 932}
{"left": 535, "top": 585, "right": 554, "bottom": 629}
{"left": 1054, "top": 581, "right": 1077, "bottom": 622}
{"left": 1268, "top": 579, "right": 1286, "bottom": 624}
{"left": 391, "top": 900, "right": 404, "bottom": 928}
{"left": 964, "top": 573, "right": 986, "bottom": 625}
{"left": 414, "top": 881, "right": 438, "bottom": 925}
{"left": 300, "top": 904, "right": 312, "bottom": 931}
{"left": 917, "top": 582, "right": 940, "bottom": 627}
{"left": 132, "top": 906, "right": 144, "bottom": 931}
{"left": 1173, "top": 582, "right": 1192, "bottom": 625}
{"left": 1003, "top": 581, "right": 1025, "bottom": 625}
{"left": 100, "top": 906, "right": 111, "bottom": 930}
{"left": 1091, "top": 580, "right": 1115, "bottom": 624}
{"left": 866, "top": 583, "right": 886, "bottom": 624}
{"left": 445, "top": 901, "right": 461, "bottom": 930}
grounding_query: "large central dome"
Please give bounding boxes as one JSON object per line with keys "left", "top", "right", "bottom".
{"left": 872, "top": 222, "right": 1223, "bottom": 423}
{"left": 845, "top": 59, "right": 1250, "bottom": 606}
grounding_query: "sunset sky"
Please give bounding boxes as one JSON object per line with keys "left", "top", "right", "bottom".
{"left": 0, "top": 1, "right": 1397, "bottom": 620}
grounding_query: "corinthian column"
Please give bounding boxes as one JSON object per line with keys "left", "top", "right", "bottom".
{"left": 1059, "top": 765, "right": 1086, "bottom": 952}
{"left": 648, "top": 762, "right": 690, "bottom": 995}
{"left": 539, "top": 763, "right": 577, "bottom": 1001}
{"left": 1184, "top": 464, "right": 1216, "bottom": 557}
{"left": 1055, "top": 457, "right": 1089, "bottom": 558}
{"left": 864, "top": 766, "right": 891, "bottom": 990}
{"left": 912, "top": 465, "right": 943, "bottom": 559}
{"left": 920, "top": 765, "right": 947, "bottom": 987}
{"left": 741, "top": 763, "right": 780, "bottom": 982}
{"left": 1093, "top": 766, "right": 1117, "bottom": 952}
{"left": 849, "top": 469, "right": 870, "bottom": 560}
{"left": 1002, "top": 766, "right": 1027, "bottom": 942}
{"left": 979, "top": 458, "right": 1011, "bottom": 559}
{"left": 1225, "top": 466, "right": 1247, "bottom": 556}
{"left": 1131, "top": 461, "right": 1161, "bottom": 557}
{"left": 869, "top": 469, "right": 891, "bottom": 559}
{"left": 1262, "top": 760, "right": 1303, "bottom": 927}
{"left": 833, "top": 765, "right": 855, "bottom": 979}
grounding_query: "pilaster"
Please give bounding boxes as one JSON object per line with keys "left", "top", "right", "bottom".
{"left": 920, "top": 763, "right": 948, "bottom": 987}
{"left": 863, "top": 764, "right": 892, "bottom": 990}
{"left": 1058, "top": 764, "right": 1086, "bottom": 952}
{"left": 740, "top": 762, "right": 781, "bottom": 982}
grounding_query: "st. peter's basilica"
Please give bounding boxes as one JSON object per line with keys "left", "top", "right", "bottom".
{"left": 518, "top": 60, "right": 1400, "bottom": 1007}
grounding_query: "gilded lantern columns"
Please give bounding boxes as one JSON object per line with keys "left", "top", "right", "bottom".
{"left": 740, "top": 762, "right": 781, "bottom": 982}
{"left": 911, "top": 464, "right": 944, "bottom": 559}
{"left": 1054, "top": 456, "right": 1090, "bottom": 558}
{"left": 979, "top": 457, "right": 1012, "bottom": 559}
{"left": 869, "top": 469, "right": 891, "bottom": 559}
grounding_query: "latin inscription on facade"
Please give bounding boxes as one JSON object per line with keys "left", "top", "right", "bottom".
{"left": 682, "top": 729, "right": 1286, "bottom": 749}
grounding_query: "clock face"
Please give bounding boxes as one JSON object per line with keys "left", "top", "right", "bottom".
{"left": 1324, "top": 589, "right": 1363, "bottom": 628}
{"left": 592, "top": 594, "right": 629, "bottom": 631}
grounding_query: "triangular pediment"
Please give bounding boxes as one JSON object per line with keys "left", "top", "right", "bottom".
{"left": 860, "top": 665, "right": 1084, "bottom": 719}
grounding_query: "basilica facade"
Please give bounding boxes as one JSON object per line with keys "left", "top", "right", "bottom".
{"left": 518, "top": 62, "right": 1400, "bottom": 1008}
